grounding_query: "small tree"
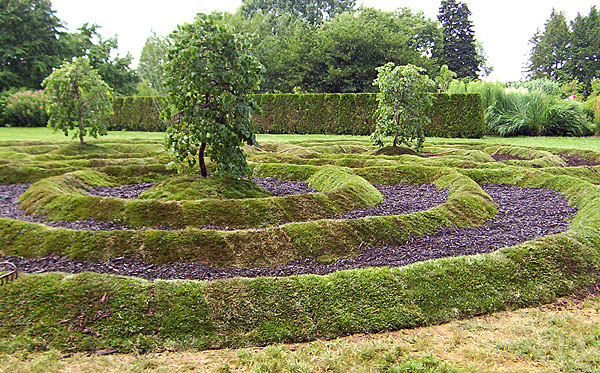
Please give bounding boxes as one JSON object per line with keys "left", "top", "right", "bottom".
{"left": 163, "top": 13, "right": 263, "bottom": 178}
{"left": 372, "top": 63, "right": 436, "bottom": 153}
{"left": 42, "top": 57, "right": 113, "bottom": 144}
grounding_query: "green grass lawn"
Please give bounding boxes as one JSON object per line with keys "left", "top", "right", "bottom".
{"left": 2, "top": 127, "right": 599, "bottom": 151}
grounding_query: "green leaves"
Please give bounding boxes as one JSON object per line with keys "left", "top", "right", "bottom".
{"left": 372, "top": 63, "right": 436, "bottom": 152}
{"left": 42, "top": 57, "right": 113, "bottom": 144}
{"left": 0, "top": 0, "right": 65, "bottom": 91}
{"left": 163, "top": 13, "right": 263, "bottom": 178}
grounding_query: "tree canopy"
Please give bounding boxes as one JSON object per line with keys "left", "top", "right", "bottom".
{"left": 224, "top": 6, "right": 442, "bottom": 93}
{"left": 163, "top": 13, "right": 263, "bottom": 178}
{"left": 528, "top": 6, "right": 600, "bottom": 97}
{"left": 301, "top": 7, "right": 441, "bottom": 93}
{"left": 137, "top": 31, "right": 169, "bottom": 96}
{"left": 371, "top": 63, "right": 436, "bottom": 153}
{"left": 527, "top": 10, "right": 570, "bottom": 81}
{"left": 0, "top": 0, "right": 65, "bottom": 91}
{"left": 1, "top": 1, "right": 137, "bottom": 95}
{"left": 64, "top": 24, "right": 139, "bottom": 95}
{"left": 240, "top": 0, "right": 356, "bottom": 25}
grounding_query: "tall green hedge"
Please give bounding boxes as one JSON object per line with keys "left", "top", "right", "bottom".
{"left": 110, "top": 96, "right": 166, "bottom": 132}
{"left": 110, "top": 93, "right": 484, "bottom": 138}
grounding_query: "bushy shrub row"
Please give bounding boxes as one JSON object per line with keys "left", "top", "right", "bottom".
{"left": 110, "top": 93, "right": 485, "bottom": 138}
{"left": 0, "top": 89, "right": 48, "bottom": 127}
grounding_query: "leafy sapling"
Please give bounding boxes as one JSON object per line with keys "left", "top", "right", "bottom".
{"left": 162, "top": 13, "right": 263, "bottom": 178}
{"left": 42, "top": 57, "right": 113, "bottom": 144}
{"left": 372, "top": 63, "right": 436, "bottom": 153}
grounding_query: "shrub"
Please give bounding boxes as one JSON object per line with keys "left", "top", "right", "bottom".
{"left": 0, "top": 89, "right": 49, "bottom": 127}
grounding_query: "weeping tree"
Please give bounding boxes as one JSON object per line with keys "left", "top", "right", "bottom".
{"left": 371, "top": 63, "right": 436, "bottom": 153}
{"left": 163, "top": 13, "right": 263, "bottom": 178}
{"left": 42, "top": 57, "right": 113, "bottom": 144}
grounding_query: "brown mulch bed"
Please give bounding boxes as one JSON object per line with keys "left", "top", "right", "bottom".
{"left": 559, "top": 154, "right": 600, "bottom": 167}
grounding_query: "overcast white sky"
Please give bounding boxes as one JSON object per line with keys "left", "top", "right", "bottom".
{"left": 51, "top": 0, "right": 598, "bottom": 82}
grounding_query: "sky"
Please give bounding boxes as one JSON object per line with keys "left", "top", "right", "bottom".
{"left": 51, "top": 0, "right": 599, "bottom": 82}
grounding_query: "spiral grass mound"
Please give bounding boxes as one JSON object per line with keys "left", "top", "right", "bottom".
{"left": 1, "top": 137, "right": 600, "bottom": 353}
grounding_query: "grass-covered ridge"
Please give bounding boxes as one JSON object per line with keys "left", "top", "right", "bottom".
{"left": 0, "top": 167, "right": 598, "bottom": 353}
{"left": 2, "top": 171, "right": 492, "bottom": 267}
{"left": 17, "top": 166, "right": 384, "bottom": 229}
{"left": 1, "top": 135, "right": 600, "bottom": 353}
{"left": 138, "top": 175, "right": 271, "bottom": 201}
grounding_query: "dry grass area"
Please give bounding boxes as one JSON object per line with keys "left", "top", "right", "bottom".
{"left": 2, "top": 292, "right": 600, "bottom": 373}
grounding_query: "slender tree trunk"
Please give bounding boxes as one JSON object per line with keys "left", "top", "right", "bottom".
{"left": 199, "top": 142, "right": 207, "bottom": 177}
{"left": 393, "top": 131, "right": 399, "bottom": 147}
{"left": 74, "top": 82, "right": 84, "bottom": 145}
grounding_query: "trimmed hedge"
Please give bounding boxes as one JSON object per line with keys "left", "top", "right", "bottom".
{"left": 111, "top": 96, "right": 166, "bottom": 132}
{"left": 110, "top": 93, "right": 485, "bottom": 138}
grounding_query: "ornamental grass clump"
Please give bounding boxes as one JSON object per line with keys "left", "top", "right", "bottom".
{"left": 485, "top": 87, "right": 593, "bottom": 137}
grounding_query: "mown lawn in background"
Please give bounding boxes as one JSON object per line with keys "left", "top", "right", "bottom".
{"left": 1, "top": 294, "right": 599, "bottom": 372}
{"left": 1, "top": 127, "right": 599, "bottom": 151}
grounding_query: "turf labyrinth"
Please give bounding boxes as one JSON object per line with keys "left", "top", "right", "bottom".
{"left": 1, "top": 138, "right": 600, "bottom": 352}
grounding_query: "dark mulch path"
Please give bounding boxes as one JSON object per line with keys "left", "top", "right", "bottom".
{"left": 331, "top": 183, "right": 447, "bottom": 219}
{"left": 91, "top": 182, "right": 155, "bottom": 199}
{"left": 1, "top": 184, "right": 577, "bottom": 281}
{"left": 0, "top": 184, "right": 134, "bottom": 231}
{"left": 560, "top": 154, "right": 600, "bottom": 167}
{"left": 491, "top": 153, "right": 532, "bottom": 162}
{"left": 0, "top": 181, "right": 447, "bottom": 231}
{"left": 252, "top": 177, "right": 318, "bottom": 196}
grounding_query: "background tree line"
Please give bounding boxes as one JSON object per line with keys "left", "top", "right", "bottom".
{"left": 0, "top": 0, "right": 138, "bottom": 95}
{"left": 528, "top": 6, "right": 600, "bottom": 97}
{"left": 2, "top": 0, "right": 490, "bottom": 97}
{"left": 138, "top": 0, "right": 488, "bottom": 95}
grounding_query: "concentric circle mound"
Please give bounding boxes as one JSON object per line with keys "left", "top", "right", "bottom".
{"left": 0, "top": 138, "right": 599, "bottom": 352}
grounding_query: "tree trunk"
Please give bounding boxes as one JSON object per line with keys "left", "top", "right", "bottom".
{"left": 393, "top": 132, "right": 399, "bottom": 147}
{"left": 199, "top": 142, "right": 207, "bottom": 177}
{"left": 74, "top": 82, "right": 84, "bottom": 145}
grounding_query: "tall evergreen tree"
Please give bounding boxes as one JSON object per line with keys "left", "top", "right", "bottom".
{"left": 0, "top": 0, "right": 66, "bottom": 90}
{"left": 527, "top": 9, "right": 570, "bottom": 81}
{"left": 564, "top": 6, "right": 600, "bottom": 96}
{"left": 436, "top": 0, "right": 479, "bottom": 79}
